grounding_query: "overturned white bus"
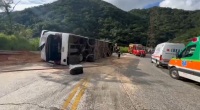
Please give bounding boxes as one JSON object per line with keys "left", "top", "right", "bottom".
{"left": 39, "top": 30, "right": 114, "bottom": 65}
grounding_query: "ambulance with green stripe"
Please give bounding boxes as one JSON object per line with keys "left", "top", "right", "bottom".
{"left": 168, "top": 37, "right": 200, "bottom": 82}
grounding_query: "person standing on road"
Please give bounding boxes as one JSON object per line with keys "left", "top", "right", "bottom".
{"left": 116, "top": 46, "right": 121, "bottom": 59}
{"left": 149, "top": 49, "right": 153, "bottom": 54}
{"left": 114, "top": 43, "right": 118, "bottom": 52}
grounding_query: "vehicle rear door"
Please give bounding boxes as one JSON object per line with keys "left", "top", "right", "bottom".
{"left": 152, "top": 44, "right": 161, "bottom": 61}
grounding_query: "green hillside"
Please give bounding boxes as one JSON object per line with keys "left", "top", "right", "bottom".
{"left": 129, "top": 7, "right": 200, "bottom": 45}
{"left": 0, "top": 0, "right": 200, "bottom": 47}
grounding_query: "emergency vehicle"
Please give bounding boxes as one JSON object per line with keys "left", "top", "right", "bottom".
{"left": 168, "top": 37, "right": 200, "bottom": 83}
{"left": 128, "top": 44, "right": 146, "bottom": 57}
{"left": 151, "top": 43, "right": 185, "bottom": 67}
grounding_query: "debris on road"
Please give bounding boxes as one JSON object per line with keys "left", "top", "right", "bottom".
{"left": 69, "top": 64, "right": 83, "bottom": 75}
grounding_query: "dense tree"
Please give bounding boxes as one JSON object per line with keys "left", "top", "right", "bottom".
{"left": 0, "top": 0, "right": 200, "bottom": 46}
{"left": 0, "top": 0, "right": 21, "bottom": 34}
{"left": 129, "top": 7, "right": 200, "bottom": 45}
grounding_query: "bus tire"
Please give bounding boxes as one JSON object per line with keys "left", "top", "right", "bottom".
{"left": 170, "top": 67, "right": 180, "bottom": 80}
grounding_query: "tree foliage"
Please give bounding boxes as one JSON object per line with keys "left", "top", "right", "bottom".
{"left": 0, "top": 0, "right": 200, "bottom": 46}
{"left": 0, "top": 33, "right": 39, "bottom": 50}
{"left": 0, "top": 0, "right": 21, "bottom": 34}
{"left": 130, "top": 7, "right": 200, "bottom": 45}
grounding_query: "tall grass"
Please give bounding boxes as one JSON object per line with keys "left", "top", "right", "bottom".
{"left": 29, "top": 38, "right": 40, "bottom": 51}
{"left": 0, "top": 33, "right": 39, "bottom": 51}
{"left": 120, "top": 46, "right": 129, "bottom": 53}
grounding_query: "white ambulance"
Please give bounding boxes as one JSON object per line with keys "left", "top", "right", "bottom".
{"left": 151, "top": 42, "right": 185, "bottom": 67}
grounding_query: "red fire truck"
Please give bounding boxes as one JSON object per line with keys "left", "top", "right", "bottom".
{"left": 129, "top": 44, "right": 146, "bottom": 57}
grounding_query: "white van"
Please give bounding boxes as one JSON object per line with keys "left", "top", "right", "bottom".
{"left": 151, "top": 43, "right": 185, "bottom": 67}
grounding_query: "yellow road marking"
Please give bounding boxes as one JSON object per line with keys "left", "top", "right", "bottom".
{"left": 71, "top": 76, "right": 92, "bottom": 110}
{"left": 62, "top": 78, "right": 86, "bottom": 109}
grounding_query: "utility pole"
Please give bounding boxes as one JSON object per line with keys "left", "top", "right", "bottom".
{"left": 147, "top": 7, "right": 157, "bottom": 49}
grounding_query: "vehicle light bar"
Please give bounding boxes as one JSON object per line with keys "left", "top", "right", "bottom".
{"left": 192, "top": 37, "right": 198, "bottom": 42}
{"left": 187, "top": 37, "right": 199, "bottom": 42}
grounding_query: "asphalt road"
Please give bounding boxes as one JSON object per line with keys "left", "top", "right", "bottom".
{"left": 0, "top": 54, "right": 200, "bottom": 110}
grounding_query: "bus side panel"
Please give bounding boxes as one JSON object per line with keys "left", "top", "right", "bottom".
{"left": 61, "top": 33, "right": 69, "bottom": 65}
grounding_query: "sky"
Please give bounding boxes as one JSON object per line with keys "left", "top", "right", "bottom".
{"left": 8, "top": 0, "right": 200, "bottom": 11}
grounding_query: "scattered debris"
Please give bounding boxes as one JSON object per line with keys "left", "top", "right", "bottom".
{"left": 69, "top": 64, "right": 83, "bottom": 75}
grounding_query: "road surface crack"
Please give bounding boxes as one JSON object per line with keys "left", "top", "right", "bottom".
{"left": 0, "top": 103, "right": 51, "bottom": 109}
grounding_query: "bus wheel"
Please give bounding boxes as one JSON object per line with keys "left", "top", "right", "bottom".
{"left": 170, "top": 68, "right": 180, "bottom": 80}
